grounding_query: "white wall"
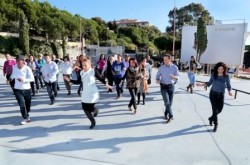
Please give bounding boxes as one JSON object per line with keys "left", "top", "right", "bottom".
{"left": 180, "top": 23, "right": 247, "bottom": 66}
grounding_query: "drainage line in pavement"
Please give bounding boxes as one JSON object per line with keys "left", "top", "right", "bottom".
{"left": 187, "top": 94, "right": 233, "bottom": 165}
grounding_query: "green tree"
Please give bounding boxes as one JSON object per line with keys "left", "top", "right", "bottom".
{"left": 167, "top": 3, "right": 213, "bottom": 33}
{"left": 19, "top": 10, "right": 29, "bottom": 55}
{"left": 193, "top": 17, "right": 207, "bottom": 62}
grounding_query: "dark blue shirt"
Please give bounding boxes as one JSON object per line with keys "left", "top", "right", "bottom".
{"left": 207, "top": 74, "right": 232, "bottom": 93}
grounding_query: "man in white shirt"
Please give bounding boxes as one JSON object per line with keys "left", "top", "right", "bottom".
{"left": 10, "top": 55, "right": 34, "bottom": 125}
{"left": 41, "top": 54, "right": 59, "bottom": 105}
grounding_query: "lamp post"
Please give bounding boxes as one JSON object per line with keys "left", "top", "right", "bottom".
{"left": 172, "top": 0, "right": 176, "bottom": 57}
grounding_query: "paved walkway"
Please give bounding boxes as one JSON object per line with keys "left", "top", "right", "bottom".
{"left": 0, "top": 65, "right": 250, "bottom": 165}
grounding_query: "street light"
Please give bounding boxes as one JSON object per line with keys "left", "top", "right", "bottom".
{"left": 172, "top": 0, "right": 176, "bottom": 57}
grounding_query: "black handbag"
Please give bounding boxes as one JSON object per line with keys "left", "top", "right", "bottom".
{"left": 147, "top": 77, "right": 151, "bottom": 85}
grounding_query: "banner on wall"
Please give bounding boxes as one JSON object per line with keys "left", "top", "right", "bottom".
{"left": 180, "top": 23, "right": 247, "bottom": 66}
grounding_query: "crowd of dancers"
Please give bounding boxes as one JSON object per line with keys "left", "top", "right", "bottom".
{"left": 3, "top": 53, "right": 233, "bottom": 132}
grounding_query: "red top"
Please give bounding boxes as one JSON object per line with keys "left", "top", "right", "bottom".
{"left": 3, "top": 60, "right": 16, "bottom": 75}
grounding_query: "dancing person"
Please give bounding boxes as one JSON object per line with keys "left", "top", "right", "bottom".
{"left": 197, "top": 62, "right": 233, "bottom": 132}
{"left": 96, "top": 54, "right": 106, "bottom": 76}
{"left": 156, "top": 54, "right": 180, "bottom": 123}
{"left": 3, "top": 53, "right": 16, "bottom": 92}
{"left": 185, "top": 56, "right": 201, "bottom": 93}
{"left": 9, "top": 55, "right": 34, "bottom": 125}
{"left": 64, "top": 58, "right": 111, "bottom": 129}
{"left": 102, "top": 55, "right": 115, "bottom": 93}
{"left": 120, "top": 58, "right": 141, "bottom": 114}
{"left": 60, "top": 56, "right": 73, "bottom": 95}
{"left": 146, "top": 54, "right": 154, "bottom": 67}
{"left": 112, "top": 54, "right": 126, "bottom": 99}
{"left": 41, "top": 54, "right": 59, "bottom": 105}
{"left": 37, "top": 54, "right": 45, "bottom": 88}
{"left": 27, "top": 55, "right": 40, "bottom": 96}
{"left": 73, "top": 54, "right": 85, "bottom": 95}
{"left": 142, "top": 57, "right": 152, "bottom": 94}
{"left": 137, "top": 59, "right": 149, "bottom": 105}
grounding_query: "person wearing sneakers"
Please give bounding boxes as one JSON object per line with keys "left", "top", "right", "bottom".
{"left": 9, "top": 55, "right": 34, "bottom": 125}
{"left": 41, "top": 54, "right": 59, "bottom": 105}
{"left": 156, "top": 54, "right": 180, "bottom": 123}
{"left": 64, "top": 58, "right": 111, "bottom": 129}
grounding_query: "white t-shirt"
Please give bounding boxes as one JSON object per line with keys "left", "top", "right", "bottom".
{"left": 11, "top": 65, "right": 34, "bottom": 90}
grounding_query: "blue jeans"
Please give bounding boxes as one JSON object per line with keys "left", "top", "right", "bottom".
{"left": 14, "top": 89, "right": 32, "bottom": 119}
{"left": 188, "top": 72, "right": 195, "bottom": 85}
{"left": 160, "top": 84, "right": 175, "bottom": 118}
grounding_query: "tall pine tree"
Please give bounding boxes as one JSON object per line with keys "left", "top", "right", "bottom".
{"left": 194, "top": 17, "right": 207, "bottom": 62}
{"left": 19, "top": 10, "right": 29, "bottom": 55}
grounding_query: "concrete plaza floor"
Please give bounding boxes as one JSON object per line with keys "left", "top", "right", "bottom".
{"left": 0, "top": 66, "right": 250, "bottom": 165}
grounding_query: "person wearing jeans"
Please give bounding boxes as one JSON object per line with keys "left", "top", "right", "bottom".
{"left": 41, "top": 54, "right": 59, "bottom": 105}
{"left": 185, "top": 56, "right": 201, "bottom": 93}
{"left": 112, "top": 54, "right": 126, "bottom": 99}
{"left": 9, "top": 55, "right": 34, "bottom": 125}
{"left": 156, "top": 54, "right": 179, "bottom": 123}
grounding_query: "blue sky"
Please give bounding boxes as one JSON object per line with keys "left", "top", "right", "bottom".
{"left": 43, "top": 0, "right": 250, "bottom": 44}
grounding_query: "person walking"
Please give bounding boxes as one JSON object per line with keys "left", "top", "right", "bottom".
{"left": 120, "top": 58, "right": 141, "bottom": 114}
{"left": 41, "top": 54, "right": 59, "bottom": 105}
{"left": 3, "top": 53, "right": 16, "bottom": 92}
{"left": 59, "top": 56, "right": 73, "bottom": 95}
{"left": 112, "top": 54, "right": 126, "bottom": 99}
{"left": 64, "top": 58, "right": 111, "bottom": 129}
{"left": 185, "top": 56, "right": 201, "bottom": 93}
{"left": 197, "top": 62, "right": 233, "bottom": 132}
{"left": 156, "top": 54, "right": 180, "bottom": 123}
{"left": 9, "top": 55, "right": 34, "bottom": 125}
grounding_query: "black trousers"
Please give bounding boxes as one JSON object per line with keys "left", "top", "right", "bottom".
{"left": 82, "top": 102, "right": 96, "bottom": 124}
{"left": 14, "top": 89, "right": 31, "bottom": 119}
{"left": 209, "top": 91, "right": 224, "bottom": 124}
{"left": 45, "top": 81, "right": 57, "bottom": 101}
{"left": 6, "top": 74, "right": 15, "bottom": 92}
{"left": 30, "top": 76, "right": 40, "bottom": 94}
{"left": 128, "top": 88, "right": 138, "bottom": 109}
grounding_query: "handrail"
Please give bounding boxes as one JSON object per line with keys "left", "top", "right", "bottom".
{"left": 196, "top": 80, "right": 250, "bottom": 99}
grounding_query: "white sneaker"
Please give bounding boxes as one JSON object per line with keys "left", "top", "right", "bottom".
{"left": 20, "top": 119, "right": 27, "bottom": 125}
{"left": 26, "top": 117, "right": 31, "bottom": 122}
{"left": 20, "top": 118, "right": 31, "bottom": 125}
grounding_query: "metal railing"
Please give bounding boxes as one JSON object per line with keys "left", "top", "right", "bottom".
{"left": 196, "top": 80, "right": 250, "bottom": 99}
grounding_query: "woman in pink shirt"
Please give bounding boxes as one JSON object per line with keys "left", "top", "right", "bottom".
{"left": 3, "top": 53, "right": 16, "bottom": 92}
{"left": 96, "top": 54, "right": 106, "bottom": 76}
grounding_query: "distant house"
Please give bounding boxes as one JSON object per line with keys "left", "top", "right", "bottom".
{"left": 115, "top": 19, "right": 151, "bottom": 28}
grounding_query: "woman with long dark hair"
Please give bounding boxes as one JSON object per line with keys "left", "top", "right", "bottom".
{"left": 197, "top": 62, "right": 233, "bottom": 132}
{"left": 120, "top": 58, "right": 141, "bottom": 114}
{"left": 102, "top": 55, "right": 115, "bottom": 93}
{"left": 186, "top": 56, "right": 201, "bottom": 93}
